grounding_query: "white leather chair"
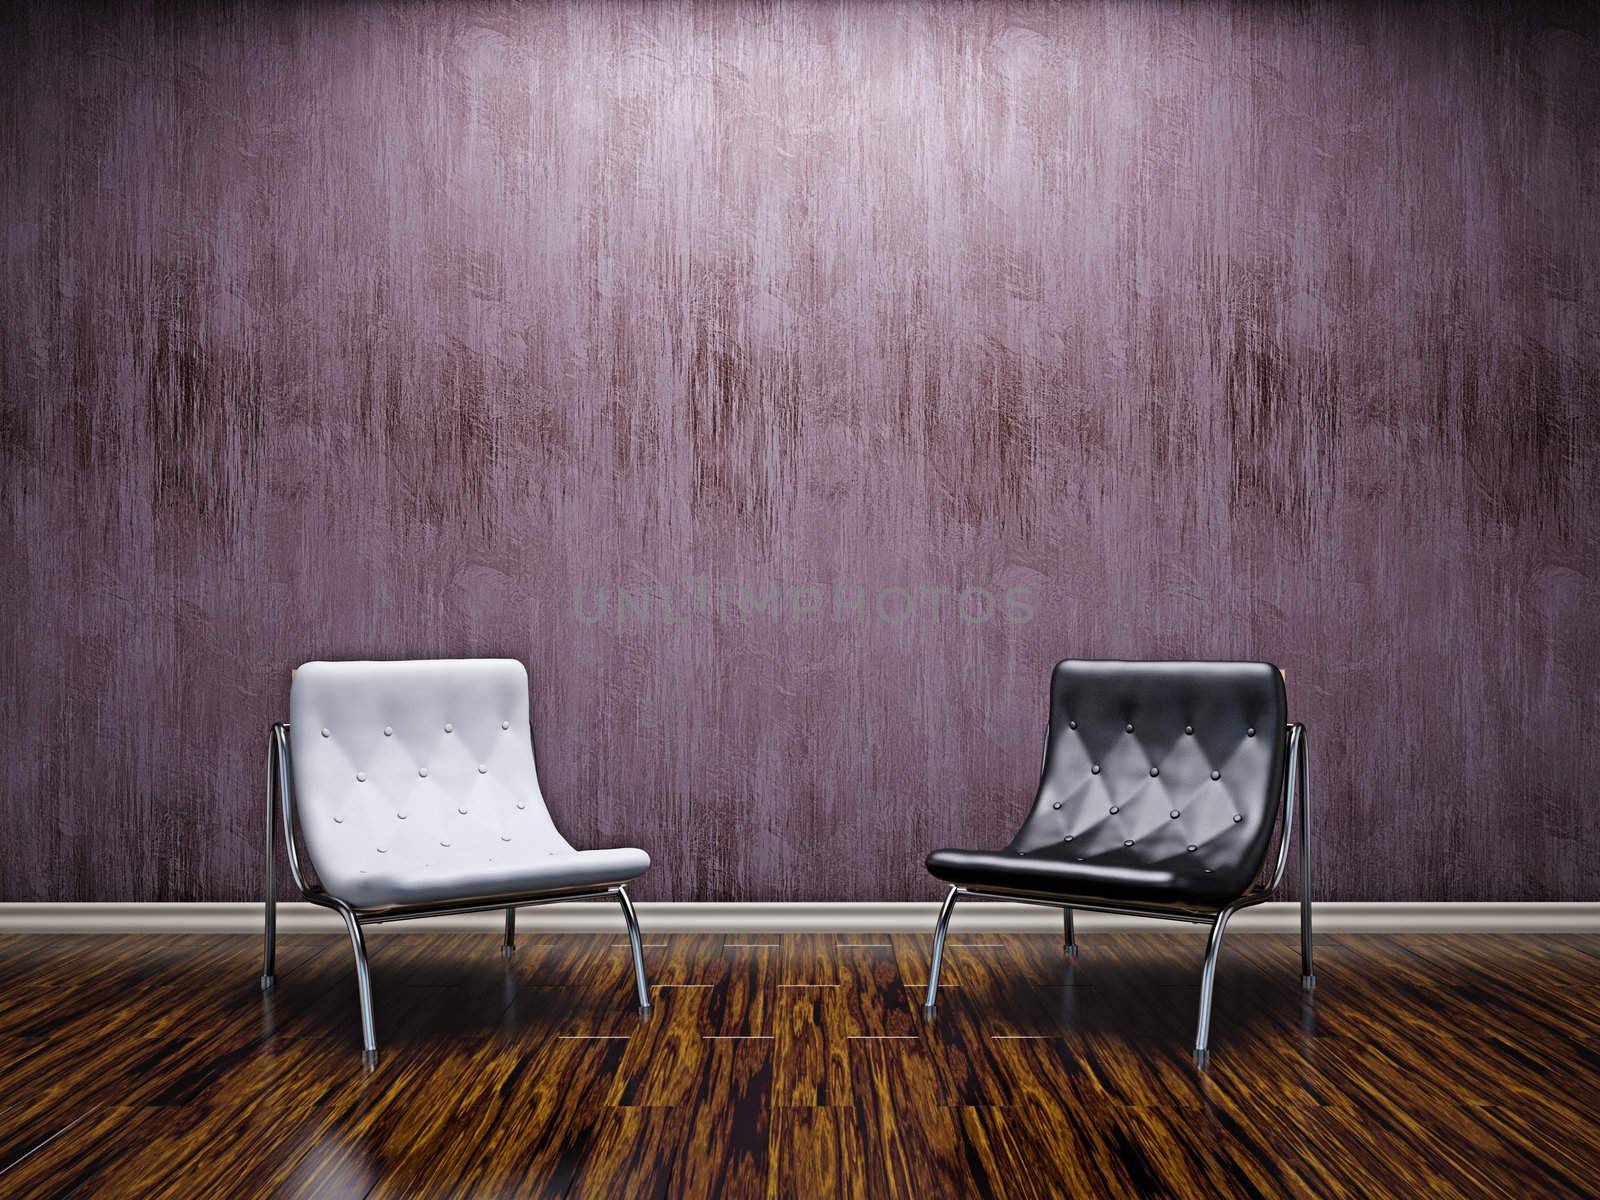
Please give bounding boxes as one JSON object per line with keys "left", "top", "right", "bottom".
{"left": 260, "top": 658, "right": 651, "bottom": 1060}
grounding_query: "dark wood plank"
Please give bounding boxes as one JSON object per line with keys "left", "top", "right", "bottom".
{"left": 0, "top": 929, "right": 1597, "bottom": 1197}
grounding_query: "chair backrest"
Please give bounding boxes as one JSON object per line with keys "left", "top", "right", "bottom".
{"left": 1016, "top": 661, "right": 1288, "bottom": 900}
{"left": 288, "top": 659, "right": 571, "bottom": 900}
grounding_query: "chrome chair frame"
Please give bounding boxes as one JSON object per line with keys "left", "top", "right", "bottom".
{"left": 260, "top": 723, "right": 650, "bottom": 1063}
{"left": 923, "top": 723, "right": 1312, "bottom": 1067}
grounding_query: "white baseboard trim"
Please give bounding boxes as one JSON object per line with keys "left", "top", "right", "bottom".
{"left": 0, "top": 901, "right": 1596, "bottom": 935}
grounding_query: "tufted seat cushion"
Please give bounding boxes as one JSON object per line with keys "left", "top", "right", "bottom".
{"left": 289, "top": 658, "right": 649, "bottom": 914}
{"left": 927, "top": 846, "right": 1224, "bottom": 912}
{"left": 330, "top": 845, "right": 651, "bottom": 912}
{"left": 927, "top": 660, "right": 1287, "bottom": 911}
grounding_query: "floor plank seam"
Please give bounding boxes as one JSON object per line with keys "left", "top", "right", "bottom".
{"left": 0, "top": 1102, "right": 108, "bottom": 1179}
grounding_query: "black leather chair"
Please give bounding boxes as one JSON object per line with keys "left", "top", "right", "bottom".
{"left": 922, "top": 660, "right": 1312, "bottom": 1065}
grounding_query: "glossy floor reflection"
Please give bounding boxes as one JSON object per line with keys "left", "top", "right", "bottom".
{"left": 0, "top": 930, "right": 1596, "bottom": 1196}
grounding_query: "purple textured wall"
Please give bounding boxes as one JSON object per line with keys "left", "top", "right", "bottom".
{"left": 1, "top": 1, "right": 1596, "bottom": 902}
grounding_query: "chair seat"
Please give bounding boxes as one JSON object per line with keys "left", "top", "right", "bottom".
{"left": 332, "top": 844, "right": 651, "bottom": 913}
{"left": 926, "top": 845, "right": 1231, "bottom": 911}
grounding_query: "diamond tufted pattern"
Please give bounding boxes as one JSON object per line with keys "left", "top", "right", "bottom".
{"left": 289, "top": 659, "right": 649, "bottom": 912}
{"left": 927, "top": 660, "right": 1287, "bottom": 911}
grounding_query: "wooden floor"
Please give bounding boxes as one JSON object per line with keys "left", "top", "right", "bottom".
{"left": 1, "top": 928, "right": 1597, "bottom": 1197}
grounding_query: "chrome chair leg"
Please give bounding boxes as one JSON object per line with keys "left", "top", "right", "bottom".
{"left": 261, "top": 731, "right": 277, "bottom": 991}
{"left": 502, "top": 907, "right": 516, "bottom": 958}
{"left": 1193, "top": 909, "right": 1235, "bottom": 1067}
{"left": 1063, "top": 908, "right": 1078, "bottom": 959}
{"left": 923, "top": 886, "right": 961, "bottom": 1011}
{"left": 616, "top": 886, "right": 651, "bottom": 1011}
{"left": 1300, "top": 733, "right": 1316, "bottom": 989}
{"left": 334, "top": 903, "right": 378, "bottom": 1063}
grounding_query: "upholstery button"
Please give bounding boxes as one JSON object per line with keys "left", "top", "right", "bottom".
{"left": 501, "top": 835, "right": 512, "bottom": 842}
{"left": 1205, "top": 868, "right": 1213, "bottom": 874}
{"left": 1247, "top": 727, "right": 1256, "bottom": 737}
{"left": 334, "top": 816, "right": 344, "bottom": 824}
{"left": 1149, "top": 766, "right": 1159, "bottom": 777}
{"left": 384, "top": 726, "right": 393, "bottom": 737}
{"left": 1186, "top": 844, "right": 1197, "bottom": 852}
{"left": 1169, "top": 810, "right": 1180, "bottom": 819}
{"left": 1232, "top": 814, "right": 1243, "bottom": 823}
{"left": 376, "top": 846, "right": 388, "bottom": 854}
{"left": 1068, "top": 720, "right": 1077, "bottom": 730}
{"left": 478, "top": 764, "right": 488, "bottom": 774}
{"left": 1123, "top": 839, "right": 1134, "bottom": 847}
{"left": 457, "top": 807, "right": 468, "bottom": 815}
{"left": 321, "top": 728, "right": 330, "bottom": 738}
{"left": 501, "top": 721, "right": 510, "bottom": 730}
{"left": 1052, "top": 801, "right": 1061, "bottom": 809}
{"left": 1091, "top": 765, "right": 1101, "bottom": 775}
{"left": 356, "top": 772, "right": 366, "bottom": 782}
{"left": 397, "top": 812, "right": 407, "bottom": 820}
{"left": 1210, "top": 770, "right": 1221, "bottom": 781}
{"left": 1125, "top": 723, "right": 1134, "bottom": 733}
{"left": 440, "top": 840, "right": 451, "bottom": 847}
{"left": 1064, "top": 835, "right": 1073, "bottom": 842}
{"left": 418, "top": 767, "right": 429, "bottom": 778}
{"left": 444, "top": 723, "right": 454, "bottom": 733}
{"left": 516, "top": 801, "right": 526, "bottom": 810}
{"left": 1184, "top": 725, "right": 1193, "bottom": 735}
{"left": 1109, "top": 805, "right": 1119, "bottom": 814}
